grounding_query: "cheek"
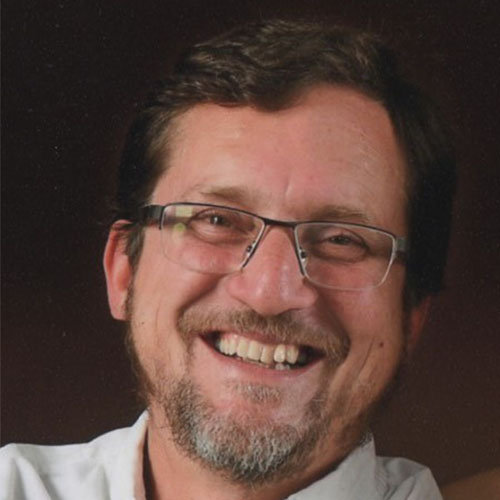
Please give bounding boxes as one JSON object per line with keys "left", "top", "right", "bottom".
{"left": 130, "top": 237, "right": 221, "bottom": 374}
{"left": 320, "top": 281, "right": 406, "bottom": 386}
{"left": 321, "top": 282, "right": 404, "bottom": 337}
{"left": 353, "top": 289, "right": 405, "bottom": 363}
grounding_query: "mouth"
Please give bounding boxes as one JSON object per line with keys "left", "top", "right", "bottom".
{"left": 206, "top": 332, "right": 323, "bottom": 371}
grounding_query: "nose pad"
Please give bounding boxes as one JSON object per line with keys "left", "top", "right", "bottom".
{"left": 225, "top": 228, "right": 317, "bottom": 315}
{"left": 297, "top": 247, "right": 308, "bottom": 273}
{"left": 240, "top": 238, "right": 261, "bottom": 269}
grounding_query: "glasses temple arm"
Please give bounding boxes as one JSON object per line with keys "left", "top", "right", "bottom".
{"left": 396, "top": 236, "right": 408, "bottom": 254}
{"left": 138, "top": 205, "right": 165, "bottom": 228}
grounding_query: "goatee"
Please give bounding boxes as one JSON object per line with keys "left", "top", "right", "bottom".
{"left": 127, "top": 306, "right": 349, "bottom": 484}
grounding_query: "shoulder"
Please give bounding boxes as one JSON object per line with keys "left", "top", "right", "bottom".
{"left": 377, "top": 455, "right": 443, "bottom": 500}
{"left": 1, "top": 425, "right": 130, "bottom": 474}
{"left": 0, "top": 412, "right": 148, "bottom": 500}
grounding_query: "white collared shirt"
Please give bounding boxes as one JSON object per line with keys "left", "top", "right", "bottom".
{"left": 0, "top": 412, "right": 442, "bottom": 499}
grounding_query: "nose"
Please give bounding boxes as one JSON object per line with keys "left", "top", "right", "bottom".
{"left": 223, "top": 227, "right": 318, "bottom": 316}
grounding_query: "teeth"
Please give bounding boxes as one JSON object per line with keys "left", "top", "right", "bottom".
{"left": 219, "top": 337, "right": 228, "bottom": 354}
{"left": 273, "top": 345, "right": 287, "bottom": 364}
{"left": 236, "top": 338, "right": 249, "bottom": 358}
{"left": 227, "top": 336, "right": 238, "bottom": 355}
{"left": 247, "top": 340, "right": 263, "bottom": 361}
{"left": 260, "top": 345, "right": 275, "bottom": 365}
{"left": 286, "top": 345, "right": 299, "bottom": 364}
{"left": 275, "top": 362, "right": 290, "bottom": 371}
{"left": 215, "top": 334, "right": 308, "bottom": 369}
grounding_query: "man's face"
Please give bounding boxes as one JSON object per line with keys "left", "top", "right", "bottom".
{"left": 106, "top": 86, "right": 422, "bottom": 484}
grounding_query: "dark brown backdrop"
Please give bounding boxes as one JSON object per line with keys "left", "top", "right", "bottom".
{"left": 2, "top": 0, "right": 499, "bottom": 486}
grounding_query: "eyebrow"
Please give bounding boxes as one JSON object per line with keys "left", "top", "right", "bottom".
{"left": 306, "top": 205, "right": 371, "bottom": 224}
{"left": 194, "top": 185, "right": 262, "bottom": 207}
{"left": 186, "top": 185, "right": 371, "bottom": 224}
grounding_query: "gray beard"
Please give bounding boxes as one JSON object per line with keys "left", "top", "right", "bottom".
{"left": 152, "top": 374, "right": 334, "bottom": 485}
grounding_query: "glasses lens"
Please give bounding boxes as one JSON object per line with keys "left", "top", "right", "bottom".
{"left": 160, "top": 204, "right": 263, "bottom": 274}
{"left": 296, "top": 223, "right": 395, "bottom": 289}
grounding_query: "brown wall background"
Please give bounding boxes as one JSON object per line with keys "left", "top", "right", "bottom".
{"left": 2, "top": 0, "right": 499, "bottom": 486}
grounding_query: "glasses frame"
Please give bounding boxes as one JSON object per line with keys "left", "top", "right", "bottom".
{"left": 138, "top": 202, "right": 407, "bottom": 291}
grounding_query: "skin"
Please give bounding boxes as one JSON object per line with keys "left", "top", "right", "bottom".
{"left": 104, "top": 86, "right": 428, "bottom": 500}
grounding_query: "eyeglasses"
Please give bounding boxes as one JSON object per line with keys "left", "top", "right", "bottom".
{"left": 138, "top": 202, "right": 407, "bottom": 291}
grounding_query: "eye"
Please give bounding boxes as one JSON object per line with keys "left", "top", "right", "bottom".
{"left": 317, "top": 227, "right": 365, "bottom": 248}
{"left": 303, "top": 225, "right": 369, "bottom": 262}
{"left": 184, "top": 208, "right": 258, "bottom": 245}
{"left": 327, "top": 234, "right": 359, "bottom": 246}
{"left": 193, "top": 210, "right": 239, "bottom": 230}
{"left": 207, "top": 214, "right": 232, "bottom": 227}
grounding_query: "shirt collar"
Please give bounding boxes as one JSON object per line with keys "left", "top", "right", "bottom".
{"left": 109, "top": 411, "right": 149, "bottom": 500}
{"left": 286, "top": 436, "right": 385, "bottom": 500}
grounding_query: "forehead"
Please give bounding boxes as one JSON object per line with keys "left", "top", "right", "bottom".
{"left": 154, "top": 86, "right": 408, "bottom": 233}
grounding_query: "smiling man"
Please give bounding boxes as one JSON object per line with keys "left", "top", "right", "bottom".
{"left": 1, "top": 20, "right": 456, "bottom": 500}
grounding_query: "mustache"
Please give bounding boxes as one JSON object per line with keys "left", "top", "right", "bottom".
{"left": 177, "top": 307, "right": 350, "bottom": 362}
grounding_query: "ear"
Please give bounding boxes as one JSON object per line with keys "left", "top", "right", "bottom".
{"left": 406, "top": 297, "right": 431, "bottom": 355}
{"left": 103, "top": 222, "right": 133, "bottom": 320}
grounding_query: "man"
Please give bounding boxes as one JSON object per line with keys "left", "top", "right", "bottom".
{"left": 1, "top": 20, "right": 455, "bottom": 499}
